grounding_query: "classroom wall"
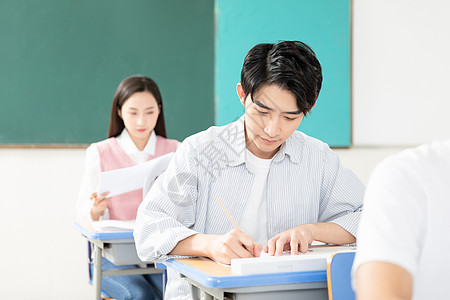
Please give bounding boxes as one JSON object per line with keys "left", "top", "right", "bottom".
{"left": 0, "top": 148, "right": 93, "bottom": 299}
{"left": 1, "top": 1, "right": 449, "bottom": 299}
{"left": 353, "top": 0, "right": 450, "bottom": 146}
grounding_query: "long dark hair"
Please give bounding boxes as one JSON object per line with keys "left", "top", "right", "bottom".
{"left": 108, "top": 75, "right": 167, "bottom": 138}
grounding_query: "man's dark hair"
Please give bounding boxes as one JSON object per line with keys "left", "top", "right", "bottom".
{"left": 240, "top": 41, "right": 323, "bottom": 115}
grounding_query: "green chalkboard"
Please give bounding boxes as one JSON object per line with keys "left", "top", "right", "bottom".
{"left": 0, "top": 0, "right": 214, "bottom": 145}
{"left": 215, "top": 0, "right": 351, "bottom": 147}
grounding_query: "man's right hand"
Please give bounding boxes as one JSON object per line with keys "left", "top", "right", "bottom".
{"left": 208, "top": 229, "right": 262, "bottom": 264}
{"left": 170, "top": 229, "right": 262, "bottom": 264}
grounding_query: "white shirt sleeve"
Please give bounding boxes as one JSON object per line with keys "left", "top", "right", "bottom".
{"left": 352, "top": 155, "right": 426, "bottom": 278}
{"left": 75, "top": 144, "right": 110, "bottom": 222}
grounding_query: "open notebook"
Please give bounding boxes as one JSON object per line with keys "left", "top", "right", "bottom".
{"left": 231, "top": 245, "right": 356, "bottom": 275}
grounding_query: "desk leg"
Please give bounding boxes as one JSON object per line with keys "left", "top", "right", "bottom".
{"left": 162, "top": 269, "right": 167, "bottom": 296}
{"left": 93, "top": 245, "right": 102, "bottom": 300}
{"left": 199, "top": 289, "right": 215, "bottom": 300}
{"left": 185, "top": 277, "right": 224, "bottom": 300}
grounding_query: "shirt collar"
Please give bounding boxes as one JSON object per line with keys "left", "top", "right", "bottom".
{"left": 116, "top": 129, "right": 156, "bottom": 155}
{"left": 272, "top": 134, "right": 303, "bottom": 164}
{"left": 224, "top": 115, "right": 303, "bottom": 166}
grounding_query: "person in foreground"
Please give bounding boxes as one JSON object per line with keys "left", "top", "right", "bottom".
{"left": 135, "top": 41, "right": 365, "bottom": 299}
{"left": 353, "top": 139, "right": 450, "bottom": 300}
{"left": 76, "top": 75, "right": 179, "bottom": 300}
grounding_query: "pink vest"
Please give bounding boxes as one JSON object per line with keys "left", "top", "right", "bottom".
{"left": 95, "top": 135, "right": 178, "bottom": 220}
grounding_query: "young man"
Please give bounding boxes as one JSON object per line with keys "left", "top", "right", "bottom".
{"left": 135, "top": 41, "right": 365, "bottom": 298}
{"left": 353, "top": 140, "right": 450, "bottom": 300}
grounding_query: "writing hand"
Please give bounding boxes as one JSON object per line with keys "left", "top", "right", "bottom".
{"left": 209, "top": 229, "right": 262, "bottom": 264}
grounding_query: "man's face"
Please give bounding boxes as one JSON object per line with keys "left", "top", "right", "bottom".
{"left": 242, "top": 84, "right": 304, "bottom": 159}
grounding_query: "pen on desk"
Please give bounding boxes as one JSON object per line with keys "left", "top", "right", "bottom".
{"left": 216, "top": 197, "right": 241, "bottom": 231}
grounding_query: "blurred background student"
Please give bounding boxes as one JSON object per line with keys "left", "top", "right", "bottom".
{"left": 76, "top": 75, "right": 179, "bottom": 300}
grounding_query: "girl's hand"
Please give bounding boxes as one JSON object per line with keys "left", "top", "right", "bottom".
{"left": 89, "top": 192, "right": 110, "bottom": 221}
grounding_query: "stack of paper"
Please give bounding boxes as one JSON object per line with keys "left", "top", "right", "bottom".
{"left": 231, "top": 246, "right": 356, "bottom": 275}
{"left": 91, "top": 220, "right": 135, "bottom": 232}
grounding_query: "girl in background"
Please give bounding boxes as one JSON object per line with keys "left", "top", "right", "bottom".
{"left": 77, "top": 75, "right": 179, "bottom": 300}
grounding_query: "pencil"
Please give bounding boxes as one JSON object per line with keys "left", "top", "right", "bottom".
{"left": 216, "top": 197, "right": 241, "bottom": 231}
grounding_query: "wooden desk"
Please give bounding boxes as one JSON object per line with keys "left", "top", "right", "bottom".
{"left": 73, "top": 222, "right": 162, "bottom": 300}
{"left": 163, "top": 257, "right": 329, "bottom": 300}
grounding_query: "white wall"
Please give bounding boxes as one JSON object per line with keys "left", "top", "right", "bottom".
{"left": 2, "top": 1, "right": 450, "bottom": 299}
{"left": 0, "top": 148, "right": 94, "bottom": 299}
{"left": 353, "top": 0, "right": 450, "bottom": 146}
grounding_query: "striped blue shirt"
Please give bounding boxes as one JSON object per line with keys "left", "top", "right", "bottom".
{"left": 135, "top": 116, "right": 365, "bottom": 299}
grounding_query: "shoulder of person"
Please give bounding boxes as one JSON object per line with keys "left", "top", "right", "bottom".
{"left": 380, "top": 139, "right": 450, "bottom": 176}
{"left": 88, "top": 137, "right": 119, "bottom": 157}
{"left": 290, "top": 130, "right": 333, "bottom": 154}
{"left": 91, "top": 137, "right": 117, "bottom": 148}
{"left": 156, "top": 135, "right": 179, "bottom": 145}
{"left": 155, "top": 135, "right": 180, "bottom": 153}
{"left": 181, "top": 122, "right": 237, "bottom": 150}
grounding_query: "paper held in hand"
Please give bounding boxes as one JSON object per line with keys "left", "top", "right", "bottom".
{"left": 97, "top": 152, "right": 174, "bottom": 198}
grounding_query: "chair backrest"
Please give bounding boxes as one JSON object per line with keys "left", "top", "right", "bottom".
{"left": 327, "top": 251, "right": 356, "bottom": 300}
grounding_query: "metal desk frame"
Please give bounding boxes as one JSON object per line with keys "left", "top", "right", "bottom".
{"left": 163, "top": 258, "right": 329, "bottom": 300}
{"left": 74, "top": 223, "right": 162, "bottom": 300}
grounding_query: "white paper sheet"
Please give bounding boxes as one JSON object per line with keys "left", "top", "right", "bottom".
{"left": 97, "top": 152, "right": 174, "bottom": 198}
{"left": 231, "top": 246, "right": 356, "bottom": 275}
{"left": 91, "top": 220, "right": 135, "bottom": 232}
{"left": 259, "top": 251, "right": 290, "bottom": 257}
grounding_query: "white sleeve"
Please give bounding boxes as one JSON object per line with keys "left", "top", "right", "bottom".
{"left": 352, "top": 155, "right": 426, "bottom": 278}
{"left": 75, "top": 144, "right": 110, "bottom": 222}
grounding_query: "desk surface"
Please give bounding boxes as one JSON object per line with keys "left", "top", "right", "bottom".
{"left": 73, "top": 222, "right": 134, "bottom": 240}
{"left": 164, "top": 257, "right": 327, "bottom": 289}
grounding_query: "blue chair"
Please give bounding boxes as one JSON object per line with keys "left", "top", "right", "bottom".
{"left": 327, "top": 251, "right": 356, "bottom": 300}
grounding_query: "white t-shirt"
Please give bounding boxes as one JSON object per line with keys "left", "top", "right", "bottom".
{"left": 238, "top": 149, "right": 273, "bottom": 245}
{"left": 75, "top": 129, "right": 157, "bottom": 222}
{"left": 352, "top": 140, "right": 450, "bottom": 300}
